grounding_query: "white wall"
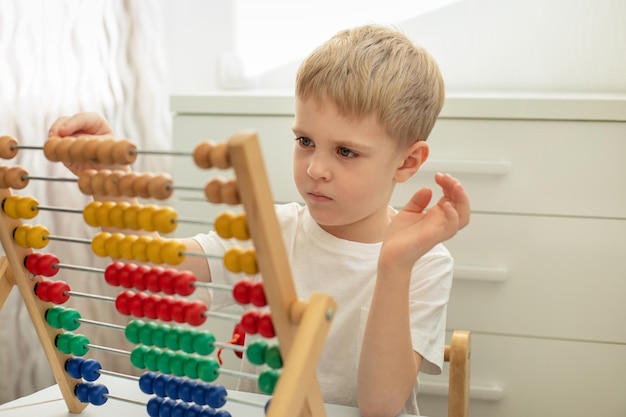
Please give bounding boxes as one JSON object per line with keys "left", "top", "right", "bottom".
{"left": 162, "top": 0, "right": 626, "bottom": 95}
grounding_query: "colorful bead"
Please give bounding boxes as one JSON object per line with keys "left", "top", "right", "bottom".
{"left": 138, "top": 371, "right": 156, "bottom": 395}
{"left": 265, "top": 345, "right": 283, "bottom": 369}
{"left": 258, "top": 369, "right": 280, "bottom": 395}
{"left": 246, "top": 339, "right": 268, "bottom": 366}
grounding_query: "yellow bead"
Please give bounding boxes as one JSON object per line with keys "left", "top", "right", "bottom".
{"left": 91, "top": 232, "right": 111, "bottom": 257}
{"left": 83, "top": 201, "right": 102, "bottom": 227}
{"left": 223, "top": 247, "right": 244, "bottom": 273}
{"left": 13, "top": 224, "right": 30, "bottom": 247}
{"left": 95, "top": 201, "right": 117, "bottom": 228}
{"left": 161, "top": 240, "right": 185, "bottom": 265}
{"left": 119, "top": 234, "right": 139, "bottom": 260}
{"left": 27, "top": 225, "right": 49, "bottom": 249}
{"left": 240, "top": 248, "right": 258, "bottom": 275}
{"left": 109, "top": 201, "right": 131, "bottom": 230}
{"left": 214, "top": 211, "right": 234, "bottom": 239}
{"left": 153, "top": 206, "right": 177, "bottom": 234}
{"left": 123, "top": 205, "right": 141, "bottom": 230}
{"left": 17, "top": 196, "right": 39, "bottom": 219}
{"left": 137, "top": 205, "right": 158, "bottom": 232}
{"left": 131, "top": 235, "right": 152, "bottom": 262}
{"left": 231, "top": 213, "right": 249, "bottom": 240}
{"left": 146, "top": 237, "right": 166, "bottom": 264}
{"left": 3, "top": 195, "right": 20, "bottom": 219}
{"left": 104, "top": 232, "right": 125, "bottom": 259}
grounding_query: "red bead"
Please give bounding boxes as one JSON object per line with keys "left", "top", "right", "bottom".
{"left": 130, "top": 264, "right": 151, "bottom": 291}
{"left": 249, "top": 282, "right": 267, "bottom": 307}
{"left": 240, "top": 310, "right": 260, "bottom": 334}
{"left": 104, "top": 262, "right": 124, "bottom": 286}
{"left": 257, "top": 312, "right": 275, "bottom": 338}
{"left": 184, "top": 300, "right": 207, "bottom": 326}
{"left": 35, "top": 279, "right": 53, "bottom": 302}
{"left": 170, "top": 298, "right": 187, "bottom": 323}
{"left": 143, "top": 294, "right": 161, "bottom": 319}
{"left": 159, "top": 269, "right": 177, "bottom": 295}
{"left": 118, "top": 263, "right": 137, "bottom": 289}
{"left": 25, "top": 252, "right": 43, "bottom": 274}
{"left": 128, "top": 292, "right": 148, "bottom": 317}
{"left": 115, "top": 291, "right": 134, "bottom": 315}
{"left": 145, "top": 267, "right": 165, "bottom": 293}
{"left": 48, "top": 280, "right": 70, "bottom": 304}
{"left": 37, "top": 254, "right": 60, "bottom": 277}
{"left": 232, "top": 279, "right": 252, "bottom": 305}
{"left": 173, "top": 271, "right": 196, "bottom": 296}
{"left": 156, "top": 296, "right": 174, "bottom": 322}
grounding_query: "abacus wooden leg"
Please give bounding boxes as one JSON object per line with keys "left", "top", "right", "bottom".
{"left": 0, "top": 188, "right": 87, "bottom": 413}
{"left": 0, "top": 256, "right": 15, "bottom": 309}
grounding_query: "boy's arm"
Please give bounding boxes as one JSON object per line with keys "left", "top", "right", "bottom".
{"left": 358, "top": 173, "right": 469, "bottom": 417}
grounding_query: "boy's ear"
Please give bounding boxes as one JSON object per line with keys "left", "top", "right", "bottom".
{"left": 394, "top": 141, "right": 429, "bottom": 183}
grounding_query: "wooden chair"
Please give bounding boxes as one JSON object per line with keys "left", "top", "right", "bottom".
{"left": 444, "top": 330, "right": 471, "bottom": 417}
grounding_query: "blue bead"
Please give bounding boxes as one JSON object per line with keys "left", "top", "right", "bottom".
{"left": 171, "top": 401, "right": 189, "bottom": 417}
{"left": 153, "top": 374, "right": 172, "bottom": 398}
{"left": 147, "top": 396, "right": 164, "bottom": 417}
{"left": 139, "top": 372, "right": 157, "bottom": 394}
{"left": 198, "top": 406, "right": 216, "bottom": 417}
{"left": 214, "top": 410, "right": 232, "bottom": 417}
{"left": 88, "top": 383, "right": 109, "bottom": 406}
{"left": 264, "top": 399, "right": 272, "bottom": 414}
{"left": 178, "top": 378, "right": 195, "bottom": 402}
{"left": 159, "top": 398, "right": 176, "bottom": 417}
{"left": 166, "top": 376, "right": 183, "bottom": 399}
{"left": 191, "top": 383, "right": 207, "bottom": 405}
{"left": 205, "top": 385, "right": 227, "bottom": 409}
{"left": 80, "top": 358, "right": 102, "bottom": 381}
{"left": 65, "top": 357, "right": 84, "bottom": 379}
{"left": 74, "top": 382, "right": 91, "bottom": 403}
{"left": 184, "top": 404, "right": 203, "bottom": 417}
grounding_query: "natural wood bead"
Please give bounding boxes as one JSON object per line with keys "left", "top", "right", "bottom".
{"left": 210, "top": 142, "right": 231, "bottom": 169}
{"left": 95, "top": 138, "right": 116, "bottom": 164}
{"left": 204, "top": 177, "right": 224, "bottom": 204}
{"left": 118, "top": 171, "right": 139, "bottom": 197}
{"left": 0, "top": 166, "right": 9, "bottom": 188}
{"left": 68, "top": 137, "right": 88, "bottom": 162}
{"left": 148, "top": 174, "right": 173, "bottom": 200}
{"left": 5, "top": 166, "right": 29, "bottom": 189}
{"left": 104, "top": 170, "right": 125, "bottom": 197}
{"left": 111, "top": 140, "right": 137, "bottom": 165}
{"left": 91, "top": 169, "right": 112, "bottom": 196}
{"left": 0, "top": 135, "right": 18, "bottom": 159}
{"left": 78, "top": 169, "right": 97, "bottom": 195}
{"left": 193, "top": 141, "right": 215, "bottom": 169}
{"left": 221, "top": 178, "right": 240, "bottom": 205}
{"left": 55, "top": 137, "right": 76, "bottom": 163}
{"left": 82, "top": 138, "right": 100, "bottom": 162}
{"left": 132, "top": 173, "right": 153, "bottom": 199}
{"left": 43, "top": 136, "right": 62, "bottom": 162}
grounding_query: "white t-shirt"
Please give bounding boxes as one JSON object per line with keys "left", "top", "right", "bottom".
{"left": 193, "top": 202, "right": 453, "bottom": 415}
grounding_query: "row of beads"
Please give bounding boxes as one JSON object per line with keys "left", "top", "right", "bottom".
{"left": 91, "top": 232, "right": 185, "bottom": 265}
{"left": 75, "top": 382, "right": 109, "bottom": 406}
{"left": 84, "top": 201, "right": 178, "bottom": 234}
{"left": 146, "top": 396, "right": 232, "bottom": 417}
{"left": 56, "top": 332, "right": 90, "bottom": 356}
{"left": 25, "top": 252, "right": 60, "bottom": 276}
{"left": 0, "top": 165, "right": 28, "bottom": 189}
{"left": 105, "top": 262, "right": 196, "bottom": 296}
{"left": 139, "top": 372, "right": 227, "bottom": 409}
{"left": 2, "top": 195, "right": 38, "bottom": 219}
{"left": 44, "top": 136, "right": 137, "bottom": 165}
{"left": 46, "top": 306, "right": 81, "bottom": 331}
{"left": 125, "top": 319, "right": 216, "bottom": 356}
{"left": 115, "top": 290, "right": 207, "bottom": 326}
{"left": 35, "top": 279, "right": 70, "bottom": 304}
{"left": 78, "top": 169, "right": 173, "bottom": 200}
{"left": 13, "top": 224, "right": 49, "bottom": 249}
{"left": 66, "top": 357, "right": 102, "bottom": 382}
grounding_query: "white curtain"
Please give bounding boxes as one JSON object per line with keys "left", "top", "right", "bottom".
{"left": 0, "top": 0, "right": 171, "bottom": 403}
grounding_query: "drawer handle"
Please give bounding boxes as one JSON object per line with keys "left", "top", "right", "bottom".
{"left": 420, "top": 159, "right": 511, "bottom": 175}
{"left": 454, "top": 265, "right": 508, "bottom": 282}
{"left": 420, "top": 380, "right": 504, "bottom": 401}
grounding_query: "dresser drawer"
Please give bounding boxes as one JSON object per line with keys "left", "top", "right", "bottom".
{"left": 418, "top": 333, "right": 626, "bottom": 417}
{"left": 394, "top": 118, "right": 626, "bottom": 218}
{"left": 444, "top": 213, "right": 626, "bottom": 343}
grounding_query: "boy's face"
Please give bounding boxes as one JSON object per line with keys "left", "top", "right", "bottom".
{"left": 292, "top": 96, "right": 409, "bottom": 242}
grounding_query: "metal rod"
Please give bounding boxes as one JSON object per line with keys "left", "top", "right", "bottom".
{"left": 46, "top": 235, "right": 91, "bottom": 245}
{"left": 87, "top": 344, "right": 131, "bottom": 356}
{"left": 56, "top": 263, "right": 104, "bottom": 274}
{"left": 66, "top": 291, "right": 116, "bottom": 302}
{"left": 36, "top": 205, "right": 83, "bottom": 214}
{"left": 78, "top": 318, "right": 126, "bottom": 331}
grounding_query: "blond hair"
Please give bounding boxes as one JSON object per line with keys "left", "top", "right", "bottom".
{"left": 296, "top": 25, "right": 445, "bottom": 147}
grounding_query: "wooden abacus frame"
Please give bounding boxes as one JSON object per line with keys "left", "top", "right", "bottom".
{"left": 0, "top": 130, "right": 336, "bottom": 417}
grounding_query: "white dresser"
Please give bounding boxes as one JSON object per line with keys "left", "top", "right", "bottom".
{"left": 169, "top": 92, "right": 626, "bottom": 417}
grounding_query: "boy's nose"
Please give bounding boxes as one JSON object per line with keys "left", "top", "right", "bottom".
{"left": 306, "top": 154, "right": 331, "bottom": 181}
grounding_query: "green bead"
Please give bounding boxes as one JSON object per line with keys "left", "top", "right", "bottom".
{"left": 197, "top": 357, "right": 220, "bottom": 382}
{"left": 170, "top": 352, "right": 187, "bottom": 377}
{"left": 183, "top": 355, "right": 200, "bottom": 379}
{"left": 55, "top": 332, "right": 73, "bottom": 354}
{"left": 138, "top": 321, "right": 158, "bottom": 346}
{"left": 46, "top": 306, "right": 64, "bottom": 328}
{"left": 246, "top": 339, "right": 268, "bottom": 366}
{"left": 59, "top": 308, "right": 81, "bottom": 331}
{"left": 152, "top": 324, "right": 169, "bottom": 348}
{"left": 130, "top": 345, "right": 149, "bottom": 369}
{"left": 192, "top": 331, "right": 216, "bottom": 356}
{"left": 69, "top": 334, "right": 90, "bottom": 356}
{"left": 179, "top": 329, "right": 195, "bottom": 354}
{"left": 144, "top": 347, "right": 162, "bottom": 371}
{"left": 265, "top": 345, "right": 283, "bottom": 369}
{"left": 125, "top": 320, "right": 144, "bottom": 344}
{"left": 258, "top": 369, "right": 280, "bottom": 394}
{"left": 165, "top": 327, "right": 183, "bottom": 351}
{"left": 156, "top": 349, "right": 175, "bottom": 374}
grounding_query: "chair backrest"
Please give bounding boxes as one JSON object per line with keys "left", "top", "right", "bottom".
{"left": 444, "top": 330, "right": 471, "bottom": 417}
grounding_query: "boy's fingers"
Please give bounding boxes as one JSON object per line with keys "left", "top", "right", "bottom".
{"left": 48, "top": 116, "right": 70, "bottom": 137}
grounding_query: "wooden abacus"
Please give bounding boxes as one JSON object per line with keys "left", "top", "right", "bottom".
{"left": 0, "top": 131, "right": 336, "bottom": 417}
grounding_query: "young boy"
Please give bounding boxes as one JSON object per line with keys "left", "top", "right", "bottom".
{"left": 49, "top": 24, "right": 469, "bottom": 417}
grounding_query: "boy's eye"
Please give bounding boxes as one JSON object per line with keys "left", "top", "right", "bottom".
{"left": 338, "top": 147, "right": 356, "bottom": 158}
{"left": 296, "top": 137, "right": 314, "bottom": 147}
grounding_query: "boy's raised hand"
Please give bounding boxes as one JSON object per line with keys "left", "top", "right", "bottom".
{"left": 380, "top": 173, "right": 470, "bottom": 272}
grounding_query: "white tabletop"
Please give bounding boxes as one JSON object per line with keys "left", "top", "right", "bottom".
{"left": 0, "top": 374, "right": 418, "bottom": 417}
